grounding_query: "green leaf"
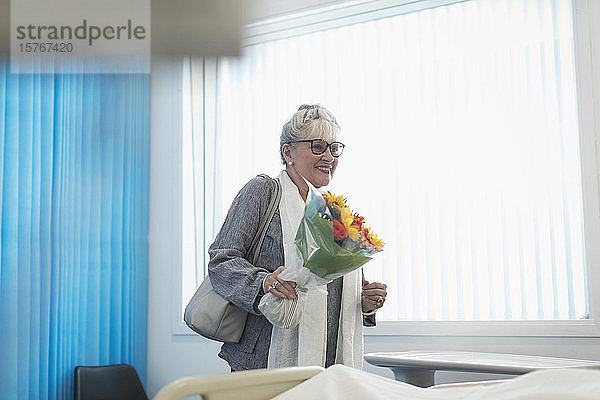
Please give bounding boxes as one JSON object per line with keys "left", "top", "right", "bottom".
{"left": 295, "top": 211, "right": 373, "bottom": 280}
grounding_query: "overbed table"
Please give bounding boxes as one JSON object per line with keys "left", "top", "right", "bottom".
{"left": 364, "top": 351, "right": 600, "bottom": 387}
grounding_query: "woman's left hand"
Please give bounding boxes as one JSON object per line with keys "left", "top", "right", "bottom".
{"left": 361, "top": 280, "right": 387, "bottom": 313}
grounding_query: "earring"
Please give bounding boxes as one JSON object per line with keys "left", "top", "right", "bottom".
{"left": 288, "top": 161, "right": 294, "bottom": 166}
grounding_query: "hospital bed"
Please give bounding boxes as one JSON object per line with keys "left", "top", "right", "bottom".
{"left": 153, "top": 363, "right": 600, "bottom": 400}
{"left": 152, "top": 366, "right": 324, "bottom": 400}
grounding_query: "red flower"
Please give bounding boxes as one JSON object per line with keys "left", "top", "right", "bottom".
{"left": 332, "top": 220, "right": 348, "bottom": 242}
{"left": 351, "top": 213, "right": 365, "bottom": 229}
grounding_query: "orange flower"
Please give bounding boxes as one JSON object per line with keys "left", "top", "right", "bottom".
{"left": 332, "top": 220, "right": 348, "bottom": 241}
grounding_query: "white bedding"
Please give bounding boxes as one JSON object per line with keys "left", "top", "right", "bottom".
{"left": 273, "top": 364, "right": 600, "bottom": 400}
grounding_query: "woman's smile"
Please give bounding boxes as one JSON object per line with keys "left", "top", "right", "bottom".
{"left": 316, "top": 164, "right": 332, "bottom": 174}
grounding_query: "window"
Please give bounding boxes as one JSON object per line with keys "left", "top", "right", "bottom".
{"left": 180, "top": 0, "right": 600, "bottom": 334}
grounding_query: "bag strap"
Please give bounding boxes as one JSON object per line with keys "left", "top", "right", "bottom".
{"left": 249, "top": 176, "right": 282, "bottom": 265}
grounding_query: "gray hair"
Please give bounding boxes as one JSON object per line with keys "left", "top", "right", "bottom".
{"left": 279, "top": 104, "right": 341, "bottom": 164}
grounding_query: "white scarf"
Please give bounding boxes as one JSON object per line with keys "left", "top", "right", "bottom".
{"left": 267, "top": 170, "right": 363, "bottom": 369}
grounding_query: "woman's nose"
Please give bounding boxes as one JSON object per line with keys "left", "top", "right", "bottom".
{"left": 322, "top": 149, "right": 335, "bottom": 161}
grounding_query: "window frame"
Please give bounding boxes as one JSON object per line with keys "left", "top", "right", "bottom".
{"left": 173, "top": 0, "right": 600, "bottom": 337}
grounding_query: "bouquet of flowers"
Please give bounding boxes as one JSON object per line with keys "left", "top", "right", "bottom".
{"left": 295, "top": 191, "right": 383, "bottom": 282}
{"left": 258, "top": 185, "right": 383, "bottom": 328}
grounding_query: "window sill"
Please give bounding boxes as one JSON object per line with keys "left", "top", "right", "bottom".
{"left": 364, "top": 319, "right": 600, "bottom": 337}
{"left": 173, "top": 320, "right": 196, "bottom": 336}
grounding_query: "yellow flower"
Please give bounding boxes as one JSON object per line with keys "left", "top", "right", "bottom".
{"left": 323, "top": 192, "right": 347, "bottom": 209}
{"left": 363, "top": 226, "right": 384, "bottom": 249}
{"left": 340, "top": 206, "right": 360, "bottom": 241}
{"left": 347, "top": 226, "right": 360, "bottom": 241}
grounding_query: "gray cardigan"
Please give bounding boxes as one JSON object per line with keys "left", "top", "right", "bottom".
{"left": 208, "top": 175, "right": 283, "bottom": 370}
{"left": 207, "top": 175, "right": 374, "bottom": 371}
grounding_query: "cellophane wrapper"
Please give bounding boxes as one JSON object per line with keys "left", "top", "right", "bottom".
{"left": 258, "top": 186, "right": 380, "bottom": 328}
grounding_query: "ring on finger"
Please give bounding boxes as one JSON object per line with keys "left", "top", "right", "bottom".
{"left": 376, "top": 296, "right": 384, "bottom": 306}
{"left": 270, "top": 280, "right": 279, "bottom": 291}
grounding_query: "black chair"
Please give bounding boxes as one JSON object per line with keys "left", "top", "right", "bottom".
{"left": 74, "top": 364, "right": 148, "bottom": 400}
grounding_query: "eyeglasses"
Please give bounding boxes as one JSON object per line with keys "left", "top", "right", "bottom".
{"left": 288, "top": 139, "right": 345, "bottom": 157}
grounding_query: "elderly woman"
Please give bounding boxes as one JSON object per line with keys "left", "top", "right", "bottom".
{"left": 208, "top": 104, "right": 387, "bottom": 372}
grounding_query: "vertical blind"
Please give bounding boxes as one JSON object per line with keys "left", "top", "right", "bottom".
{"left": 183, "top": 0, "right": 588, "bottom": 321}
{"left": 0, "top": 58, "right": 150, "bottom": 399}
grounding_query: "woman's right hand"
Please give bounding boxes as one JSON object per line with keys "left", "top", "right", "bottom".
{"left": 263, "top": 266, "right": 297, "bottom": 299}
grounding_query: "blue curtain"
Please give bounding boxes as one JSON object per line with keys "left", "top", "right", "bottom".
{"left": 0, "top": 57, "right": 149, "bottom": 399}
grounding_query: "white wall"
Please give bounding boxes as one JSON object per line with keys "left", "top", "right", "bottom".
{"left": 147, "top": 57, "right": 230, "bottom": 398}
{"left": 147, "top": 0, "right": 600, "bottom": 396}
